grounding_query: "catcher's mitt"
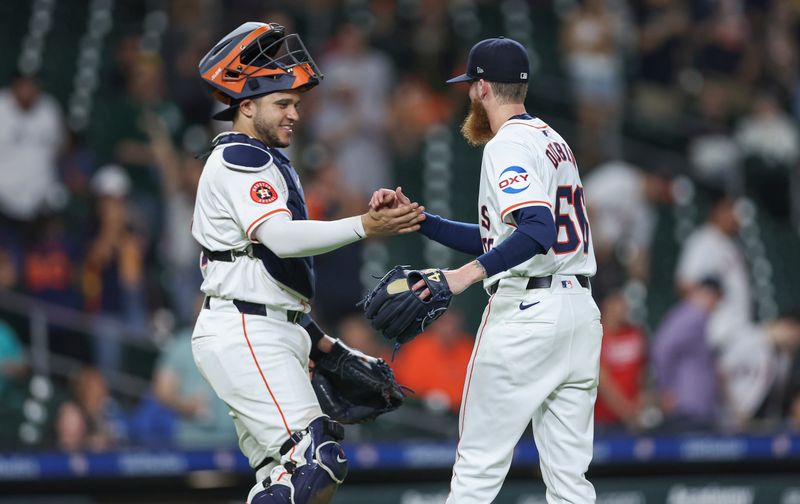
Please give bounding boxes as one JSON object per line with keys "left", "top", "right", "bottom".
{"left": 312, "top": 340, "right": 406, "bottom": 424}
{"left": 359, "top": 266, "right": 453, "bottom": 345}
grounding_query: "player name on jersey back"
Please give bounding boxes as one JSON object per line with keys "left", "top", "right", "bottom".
{"left": 478, "top": 117, "right": 597, "bottom": 289}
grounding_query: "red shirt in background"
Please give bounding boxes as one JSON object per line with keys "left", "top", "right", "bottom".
{"left": 595, "top": 324, "right": 646, "bottom": 424}
{"left": 392, "top": 329, "right": 474, "bottom": 414}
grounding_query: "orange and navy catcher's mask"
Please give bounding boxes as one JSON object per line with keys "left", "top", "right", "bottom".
{"left": 199, "top": 22, "right": 323, "bottom": 121}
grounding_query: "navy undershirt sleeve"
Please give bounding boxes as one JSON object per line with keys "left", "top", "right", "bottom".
{"left": 419, "top": 212, "right": 484, "bottom": 256}
{"left": 301, "top": 314, "right": 326, "bottom": 360}
{"left": 476, "top": 206, "right": 556, "bottom": 278}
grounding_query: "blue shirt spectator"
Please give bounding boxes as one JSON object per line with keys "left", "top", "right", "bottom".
{"left": 152, "top": 327, "right": 236, "bottom": 449}
{"left": 0, "top": 320, "right": 26, "bottom": 396}
{"left": 652, "top": 279, "right": 722, "bottom": 431}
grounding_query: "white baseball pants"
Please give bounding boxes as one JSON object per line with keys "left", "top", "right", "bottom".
{"left": 447, "top": 276, "right": 602, "bottom": 504}
{"left": 192, "top": 299, "right": 322, "bottom": 477}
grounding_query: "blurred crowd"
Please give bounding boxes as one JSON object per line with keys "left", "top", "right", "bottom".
{"left": 0, "top": 0, "right": 799, "bottom": 452}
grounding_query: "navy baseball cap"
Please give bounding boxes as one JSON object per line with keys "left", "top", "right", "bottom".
{"left": 447, "top": 37, "right": 529, "bottom": 84}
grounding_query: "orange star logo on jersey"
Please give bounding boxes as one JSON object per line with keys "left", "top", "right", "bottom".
{"left": 250, "top": 181, "right": 278, "bottom": 204}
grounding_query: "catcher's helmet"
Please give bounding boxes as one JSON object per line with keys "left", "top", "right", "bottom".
{"left": 199, "top": 22, "right": 323, "bottom": 121}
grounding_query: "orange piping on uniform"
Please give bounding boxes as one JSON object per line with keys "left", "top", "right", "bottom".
{"left": 448, "top": 294, "right": 495, "bottom": 497}
{"left": 241, "top": 313, "right": 293, "bottom": 436}
{"left": 246, "top": 208, "right": 291, "bottom": 237}
{"left": 500, "top": 201, "right": 551, "bottom": 221}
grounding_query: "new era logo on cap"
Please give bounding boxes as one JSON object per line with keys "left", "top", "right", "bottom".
{"left": 446, "top": 37, "right": 530, "bottom": 84}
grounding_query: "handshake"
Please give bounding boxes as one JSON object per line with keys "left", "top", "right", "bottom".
{"left": 359, "top": 187, "right": 424, "bottom": 237}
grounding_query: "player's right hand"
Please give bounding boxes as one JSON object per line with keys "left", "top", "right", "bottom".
{"left": 362, "top": 201, "right": 425, "bottom": 237}
{"left": 369, "top": 186, "right": 412, "bottom": 210}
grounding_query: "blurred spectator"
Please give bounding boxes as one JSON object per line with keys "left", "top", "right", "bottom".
{"left": 107, "top": 32, "right": 144, "bottom": 91}
{"left": 55, "top": 367, "right": 127, "bottom": 451}
{"left": 311, "top": 22, "right": 393, "bottom": 197}
{"left": 722, "top": 310, "right": 800, "bottom": 431}
{"left": 380, "top": 0, "right": 457, "bottom": 86}
{"left": 632, "top": 0, "right": 690, "bottom": 125}
{"left": 148, "top": 115, "right": 203, "bottom": 325}
{"left": 57, "top": 129, "right": 99, "bottom": 225}
{"left": 82, "top": 166, "right": 148, "bottom": 376}
{"left": 734, "top": 88, "right": 800, "bottom": 220}
{"left": 19, "top": 212, "right": 87, "bottom": 362}
{"left": 0, "top": 244, "right": 21, "bottom": 290}
{"left": 595, "top": 290, "right": 648, "bottom": 433}
{"left": 759, "top": 1, "right": 798, "bottom": 103}
{"left": 388, "top": 75, "right": 452, "bottom": 154}
{"left": 161, "top": 11, "right": 217, "bottom": 126}
{"left": 151, "top": 320, "right": 237, "bottom": 449}
{"left": 22, "top": 214, "right": 82, "bottom": 308}
{"left": 561, "top": 0, "right": 626, "bottom": 166}
{"left": 90, "top": 53, "right": 184, "bottom": 232}
{"left": 0, "top": 72, "right": 65, "bottom": 237}
{"left": 652, "top": 278, "right": 723, "bottom": 432}
{"left": 693, "top": 0, "right": 758, "bottom": 96}
{"left": 584, "top": 159, "right": 673, "bottom": 292}
{"left": 690, "top": 0, "right": 759, "bottom": 136}
{"left": 392, "top": 310, "right": 473, "bottom": 415}
{"left": 0, "top": 319, "right": 27, "bottom": 397}
{"left": 675, "top": 189, "right": 750, "bottom": 353}
{"left": 790, "top": 395, "right": 800, "bottom": 431}
{"left": 0, "top": 319, "right": 27, "bottom": 448}
{"left": 687, "top": 81, "right": 742, "bottom": 192}
{"left": 305, "top": 164, "right": 367, "bottom": 328}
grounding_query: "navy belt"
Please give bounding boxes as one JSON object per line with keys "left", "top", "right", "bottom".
{"left": 203, "top": 296, "right": 304, "bottom": 324}
{"left": 488, "top": 275, "right": 590, "bottom": 295}
{"left": 202, "top": 246, "right": 249, "bottom": 262}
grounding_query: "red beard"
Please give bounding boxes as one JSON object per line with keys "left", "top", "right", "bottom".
{"left": 460, "top": 98, "right": 493, "bottom": 146}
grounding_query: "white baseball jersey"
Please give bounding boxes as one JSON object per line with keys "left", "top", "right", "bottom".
{"left": 478, "top": 116, "right": 596, "bottom": 289}
{"left": 192, "top": 133, "right": 309, "bottom": 313}
{"left": 448, "top": 115, "right": 601, "bottom": 504}
{"left": 191, "top": 133, "right": 323, "bottom": 488}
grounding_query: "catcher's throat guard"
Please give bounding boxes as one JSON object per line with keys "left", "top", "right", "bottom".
{"left": 249, "top": 417, "right": 347, "bottom": 504}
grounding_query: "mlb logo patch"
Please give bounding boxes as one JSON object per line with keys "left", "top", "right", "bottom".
{"left": 561, "top": 280, "right": 573, "bottom": 288}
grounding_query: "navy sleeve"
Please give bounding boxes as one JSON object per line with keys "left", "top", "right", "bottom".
{"left": 511, "top": 206, "right": 556, "bottom": 251}
{"left": 419, "top": 212, "right": 484, "bottom": 256}
{"left": 476, "top": 206, "right": 556, "bottom": 277}
{"left": 301, "top": 314, "right": 326, "bottom": 360}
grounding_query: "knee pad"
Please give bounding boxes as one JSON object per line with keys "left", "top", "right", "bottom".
{"left": 249, "top": 417, "right": 348, "bottom": 504}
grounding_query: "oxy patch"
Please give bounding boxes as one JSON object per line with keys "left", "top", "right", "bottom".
{"left": 498, "top": 166, "right": 530, "bottom": 194}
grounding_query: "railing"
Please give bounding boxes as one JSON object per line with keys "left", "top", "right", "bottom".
{"left": 0, "top": 288, "right": 458, "bottom": 439}
{"left": 0, "top": 288, "right": 158, "bottom": 398}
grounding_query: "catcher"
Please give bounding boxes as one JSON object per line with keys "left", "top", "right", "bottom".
{"left": 192, "top": 22, "right": 418, "bottom": 504}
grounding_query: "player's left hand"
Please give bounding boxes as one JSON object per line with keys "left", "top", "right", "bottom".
{"left": 411, "top": 261, "right": 486, "bottom": 298}
{"left": 312, "top": 340, "right": 407, "bottom": 424}
{"left": 359, "top": 266, "right": 454, "bottom": 345}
